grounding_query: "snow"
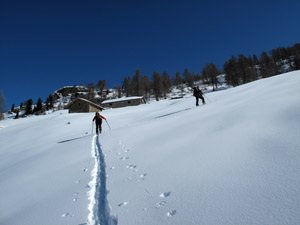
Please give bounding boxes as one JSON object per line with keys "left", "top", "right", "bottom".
{"left": 1, "top": 71, "right": 300, "bottom": 225}
{"left": 101, "top": 96, "right": 144, "bottom": 104}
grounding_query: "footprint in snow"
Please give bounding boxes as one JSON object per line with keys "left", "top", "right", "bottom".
{"left": 61, "top": 213, "right": 69, "bottom": 217}
{"left": 73, "top": 193, "right": 79, "bottom": 202}
{"left": 155, "top": 201, "right": 167, "bottom": 208}
{"left": 139, "top": 173, "right": 147, "bottom": 180}
{"left": 120, "top": 157, "right": 129, "bottom": 160}
{"left": 126, "top": 164, "right": 136, "bottom": 169}
{"left": 81, "top": 168, "right": 88, "bottom": 172}
{"left": 75, "top": 180, "right": 81, "bottom": 184}
{"left": 118, "top": 202, "right": 129, "bottom": 207}
{"left": 167, "top": 210, "right": 177, "bottom": 217}
{"left": 124, "top": 177, "right": 133, "bottom": 182}
{"left": 160, "top": 192, "right": 171, "bottom": 198}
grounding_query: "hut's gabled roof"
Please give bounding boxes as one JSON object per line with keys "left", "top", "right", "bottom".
{"left": 101, "top": 96, "right": 144, "bottom": 104}
{"left": 66, "top": 98, "right": 104, "bottom": 111}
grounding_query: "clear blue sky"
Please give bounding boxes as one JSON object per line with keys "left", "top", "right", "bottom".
{"left": 1, "top": 0, "right": 300, "bottom": 108}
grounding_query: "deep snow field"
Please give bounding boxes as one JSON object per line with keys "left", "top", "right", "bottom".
{"left": 1, "top": 71, "right": 300, "bottom": 225}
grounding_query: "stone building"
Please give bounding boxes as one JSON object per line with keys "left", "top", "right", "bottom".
{"left": 67, "top": 98, "right": 104, "bottom": 113}
{"left": 101, "top": 96, "right": 146, "bottom": 109}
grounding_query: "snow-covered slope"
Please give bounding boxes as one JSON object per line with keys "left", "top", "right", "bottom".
{"left": 1, "top": 71, "right": 300, "bottom": 225}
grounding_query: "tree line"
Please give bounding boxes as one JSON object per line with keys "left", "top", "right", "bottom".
{"left": 5, "top": 69, "right": 202, "bottom": 119}
{"left": 1, "top": 43, "right": 299, "bottom": 120}
{"left": 224, "top": 43, "right": 300, "bottom": 86}
{"left": 117, "top": 44, "right": 300, "bottom": 99}
{"left": 84, "top": 69, "right": 202, "bottom": 102}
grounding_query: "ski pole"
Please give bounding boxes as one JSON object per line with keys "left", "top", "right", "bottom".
{"left": 105, "top": 119, "right": 111, "bottom": 130}
{"left": 203, "top": 94, "right": 212, "bottom": 103}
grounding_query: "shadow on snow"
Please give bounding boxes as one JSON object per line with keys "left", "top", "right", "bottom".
{"left": 94, "top": 136, "right": 118, "bottom": 225}
{"left": 57, "top": 135, "right": 91, "bottom": 144}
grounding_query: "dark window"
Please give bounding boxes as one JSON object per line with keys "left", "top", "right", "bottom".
{"left": 128, "top": 101, "right": 131, "bottom": 104}
{"left": 109, "top": 103, "right": 112, "bottom": 106}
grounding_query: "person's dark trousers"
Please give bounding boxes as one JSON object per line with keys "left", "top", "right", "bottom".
{"left": 195, "top": 95, "right": 205, "bottom": 106}
{"left": 195, "top": 97, "right": 199, "bottom": 106}
{"left": 199, "top": 95, "right": 205, "bottom": 104}
{"left": 95, "top": 121, "right": 102, "bottom": 134}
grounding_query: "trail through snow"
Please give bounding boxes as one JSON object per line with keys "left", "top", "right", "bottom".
{"left": 88, "top": 135, "right": 118, "bottom": 225}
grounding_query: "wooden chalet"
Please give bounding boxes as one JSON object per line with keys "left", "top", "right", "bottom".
{"left": 101, "top": 96, "right": 146, "bottom": 109}
{"left": 66, "top": 98, "right": 104, "bottom": 113}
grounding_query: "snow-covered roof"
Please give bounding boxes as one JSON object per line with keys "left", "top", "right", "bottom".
{"left": 101, "top": 96, "right": 144, "bottom": 104}
{"left": 67, "top": 98, "right": 103, "bottom": 110}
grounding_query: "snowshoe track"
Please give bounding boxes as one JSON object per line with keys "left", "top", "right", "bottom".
{"left": 88, "top": 135, "right": 118, "bottom": 225}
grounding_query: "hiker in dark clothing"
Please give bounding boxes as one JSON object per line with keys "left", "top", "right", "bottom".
{"left": 193, "top": 86, "right": 205, "bottom": 106}
{"left": 92, "top": 112, "right": 106, "bottom": 135}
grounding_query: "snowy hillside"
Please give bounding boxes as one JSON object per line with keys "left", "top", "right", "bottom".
{"left": 1, "top": 71, "right": 300, "bottom": 225}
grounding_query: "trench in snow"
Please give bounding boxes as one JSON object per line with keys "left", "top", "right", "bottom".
{"left": 88, "top": 135, "right": 118, "bottom": 225}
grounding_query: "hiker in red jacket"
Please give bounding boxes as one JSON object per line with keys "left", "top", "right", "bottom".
{"left": 92, "top": 112, "right": 106, "bottom": 135}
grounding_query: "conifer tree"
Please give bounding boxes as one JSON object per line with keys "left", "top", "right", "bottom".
{"left": 237, "top": 54, "right": 248, "bottom": 83}
{"left": 15, "top": 110, "right": 19, "bottom": 119}
{"left": 294, "top": 54, "right": 300, "bottom": 70}
{"left": 141, "top": 75, "right": 152, "bottom": 101}
{"left": 97, "top": 80, "right": 107, "bottom": 98}
{"left": 162, "top": 71, "right": 172, "bottom": 98}
{"left": 293, "top": 43, "right": 300, "bottom": 70}
{"left": 0, "top": 90, "right": 6, "bottom": 120}
{"left": 224, "top": 56, "right": 240, "bottom": 87}
{"left": 248, "top": 55, "right": 258, "bottom": 81}
{"left": 270, "top": 48, "right": 283, "bottom": 73}
{"left": 260, "top": 51, "right": 277, "bottom": 78}
{"left": 253, "top": 54, "right": 260, "bottom": 65}
{"left": 25, "top": 99, "right": 33, "bottom": 115}
{"left": 123, "top": 77, "right": 131, "bottom": 97}
{"left": 202, "top": 63, "right": 221, "bottom": 90}
{"left": 71, "top": 85, "right": 77, "bottom": 100}
{"left": 152, "top": 71, "right": 163, "bottom": 101}
{"left": 194, "top": 73, "right": 201, "bottom": 82}
{"left": 174, "top": 72, "right": 182, "bottom": 87}
{"left": 11, "top": 104, "right": 15, "bottom": 113}
{"left": 46, "top": 94, "right": 54, "bottom": 110}
{"left": 87, "top": 83, "right": 96, "bottom": 101}
{"left": 237, "top": 54, "right": 257, "bottom": 84}
{"left": 114, "top": 86, "right": 122, "bottom": 98}
{"left": 131, "top": 69, "right": 143, "bottom": 96}
{"left": 35, "top": 98, "right": 43, "bottom": 113}
{"left": 183, "top": 69, "right": 194, "bottom": 87}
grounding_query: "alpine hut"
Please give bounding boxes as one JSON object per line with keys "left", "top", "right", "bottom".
{"left": 101, "top": 96, "right": 146, "bottom": 109}
{"left": 67, "top": 98, "right": 104, "bottom": 113}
